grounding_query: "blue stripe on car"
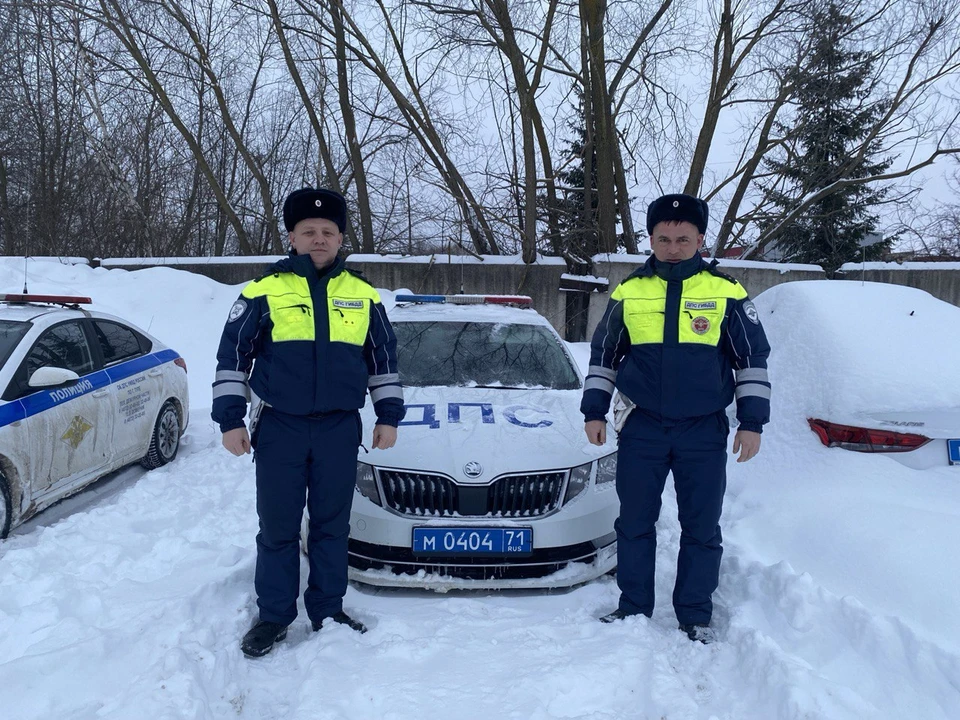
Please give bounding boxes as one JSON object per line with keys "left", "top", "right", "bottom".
{"left": 0, "top": 348, "right": 180, "bottom": 429}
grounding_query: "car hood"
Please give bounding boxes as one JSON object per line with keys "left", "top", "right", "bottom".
{"left": 854, "top": 410, "right": 960, "bottom": 439}
{"left": 361, "top": 386, "right": 615, "bottom": 483}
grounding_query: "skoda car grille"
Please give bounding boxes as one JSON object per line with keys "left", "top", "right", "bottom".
{"left": 378, "top": 470, "right": 566, "bottom": 518}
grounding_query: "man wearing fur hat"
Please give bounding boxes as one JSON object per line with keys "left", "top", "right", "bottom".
{"left": 212, "top": 187, "right": 405, "bottom": 657}
{"left": 581, "top": 193, "right": 771, "bottom": 644}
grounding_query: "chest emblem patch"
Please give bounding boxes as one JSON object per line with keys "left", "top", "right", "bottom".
{"left": 691, "top": 316, "right": 711, "bottom": 335}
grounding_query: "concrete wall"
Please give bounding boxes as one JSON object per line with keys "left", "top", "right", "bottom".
{"left": 94, "top": 255, "right": 960, "bottom": 341}
{"left": 98, "top": 257, "right": 285, "bottom": 287}
{"left": 839, "top": 262, "right": 960, "bottom": 308}
{"left": 344, "top": 254, "right": 569, "bottom": 334}
{"left": 99, "top": 254, "right": 571, "bottom": 334}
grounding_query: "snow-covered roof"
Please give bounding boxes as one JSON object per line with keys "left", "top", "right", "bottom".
{"left": 388, "top": 300, "right": 552, "bottom": 327}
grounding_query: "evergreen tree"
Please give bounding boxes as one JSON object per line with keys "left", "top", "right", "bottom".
{"left": 539, "top": 87, "right": 608, "bottom": 264}
{"left": 760, "top": 1, "right": 893, "bottom": 275}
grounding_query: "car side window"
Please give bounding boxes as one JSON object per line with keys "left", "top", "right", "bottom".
{"left": 25, "top": 321, "right": 96, "bottom": 379}
{"left": 93, "top": 321, "right": 144, "bottom": 366}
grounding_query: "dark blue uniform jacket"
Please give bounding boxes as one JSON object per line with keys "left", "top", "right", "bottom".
{"left": 212, "top": 253, "right": 405, "bottom": 432}
{"left": 581, "top": 255, "right": 771, "bottom": 432}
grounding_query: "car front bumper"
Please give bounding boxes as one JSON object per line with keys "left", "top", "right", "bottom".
{"left": 347, "top": 536, "right": 617, "bottom": 590}
{"left": 345, "top": 483, "right": 619, "bottom": 589}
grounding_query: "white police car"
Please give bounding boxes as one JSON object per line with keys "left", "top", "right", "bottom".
{"left": 0, "top": 294, "right": 189, "bottom": 538}
{"left": 347, "top": 294, "right": 619, "bottom": 590}
{"left": 755, "top": 280, "right": 960, "bottom": 469}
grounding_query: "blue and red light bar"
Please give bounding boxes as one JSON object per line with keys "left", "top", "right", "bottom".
{"left": 395, "top": 294, "right": 533, "bottom": 307}
{"left": 1, "top": 294, "right": 92, "bottom": 305}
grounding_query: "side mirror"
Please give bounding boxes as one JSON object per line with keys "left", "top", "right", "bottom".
{"left": 28, "top": 366, "right": 81, "bottom": 388}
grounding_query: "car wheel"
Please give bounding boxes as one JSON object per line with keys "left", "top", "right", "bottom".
{"left": 0, "top": 473, "right": 11, "bottom": 539}
{"left": 141, "top": 400, "right": 181, "bottom": 469}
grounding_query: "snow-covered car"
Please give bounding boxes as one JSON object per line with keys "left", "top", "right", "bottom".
{"left": 756, "top": 280, "right": 960, "bottom": 469}
{"left": 346, "top": 293, "right": 619, "bottom": 590}
{"left": 0, "top": 294, "right": 189, "bottom": 538}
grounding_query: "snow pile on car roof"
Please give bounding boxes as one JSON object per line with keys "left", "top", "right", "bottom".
{"left": 754, "top": 280, "right": 960, "bottom": 419}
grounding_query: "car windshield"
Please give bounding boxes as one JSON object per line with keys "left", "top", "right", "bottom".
{"left": 394, "top": 321, "right": 581, "bottom": 389}
{"left": 0, "top": 320, "right": 30, "bottom": 368}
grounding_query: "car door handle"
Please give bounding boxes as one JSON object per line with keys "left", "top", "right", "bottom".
{"left": 92, "top": 389, "right": 109, "bottom": 398}
{"left": 148, "top": 369, "right": 162, "bottom": 377}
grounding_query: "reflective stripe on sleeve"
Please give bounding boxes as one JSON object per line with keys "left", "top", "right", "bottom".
{"left": 215, "top": 370, "right": 248, "bottom": 382}
{"left": 370, "top": 385, "right": 404, "bottom": 403}
{"left": 212, "top": 381, "right": 250, "bottom": 400}
{"left": 368, "top": 372, "right": 400, "bottom": 388}
{"left": 588, "top": 365, "right": 617, "bottom": 382}
{"left": 584, "top": 376, "right": 616, "bottom": 394}
{"left": 735, "top": 384, "right": 771, "bottom": 400}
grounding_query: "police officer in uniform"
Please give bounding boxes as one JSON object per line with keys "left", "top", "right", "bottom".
{"left": 582, "top": 193, "right": 770, "bottom": 644}
{"left": 213, "top": 187, "right": 405, "bottom": 657}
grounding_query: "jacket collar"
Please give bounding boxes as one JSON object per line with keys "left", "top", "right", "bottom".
{"left": 268, "top": 253, "right": 344, "bottom": 282}
{"left": 629, "top": 254, "right": 706, "bottom": 282}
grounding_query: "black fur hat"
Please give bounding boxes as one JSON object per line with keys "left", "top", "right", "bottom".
{"left": 646, "top": 194, "right": 709, "bottom": 236}
{"left": 282, "top": 187, "right": 347, "bottom": 232}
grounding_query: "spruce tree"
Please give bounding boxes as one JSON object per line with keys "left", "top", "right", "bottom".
{"left": 539, "top": 87, "right": 608, "bottom": 264}
{"left": 760, "top": 1, "right": 892, "bottom": 275}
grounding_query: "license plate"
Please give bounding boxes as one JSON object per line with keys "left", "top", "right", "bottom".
{"left": 949, "top": 439, "right": 960, "bottom": 465}
{"left": 412, "top": 527, "right": 532, "bottom": 555}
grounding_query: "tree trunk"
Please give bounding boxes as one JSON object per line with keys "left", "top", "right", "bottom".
{"left": 331, "top": 2, "right": 375, "bottom": 253}
{"left": 267, "top": 0, "right": 355, "bottom": 250}
{"left": 581, "top": 0, "right": 617, "bottom": 253}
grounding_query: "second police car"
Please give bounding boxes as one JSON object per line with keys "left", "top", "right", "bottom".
{"left": 343, "top": 293, "right": 619, "bottom": 589}
{"left": 0, "top": 294, "right": 189, "bottom": 538}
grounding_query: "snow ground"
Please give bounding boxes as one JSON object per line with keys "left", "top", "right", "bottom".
{"left": 1, "top": 259, "right": 959, "bottom": 720}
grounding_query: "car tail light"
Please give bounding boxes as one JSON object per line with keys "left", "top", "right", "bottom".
{"left": 807, "top": 418, "right": 930, "bottom": 453}
{"left": 174, "top": 357, "right": 187, "bottom": 373}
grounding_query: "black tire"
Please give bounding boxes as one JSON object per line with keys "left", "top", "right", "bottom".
{"left": 141, "top": 400, "right": 181, "bottom": 469}
{"left": 0, "top": 473, "right": 11, "bottom": 540}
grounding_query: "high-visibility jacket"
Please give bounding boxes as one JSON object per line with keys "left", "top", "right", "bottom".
{"left": 581, "top": 255, "right": 770, "bottom": 431}
{"left": 212, "top": 254, "right": 404, "bottom": 432}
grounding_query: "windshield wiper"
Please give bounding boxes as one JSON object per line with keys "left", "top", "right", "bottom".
{"left": 470, "top": 384, "right": 531, "bottom": 390}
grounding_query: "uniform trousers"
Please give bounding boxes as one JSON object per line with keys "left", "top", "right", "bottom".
{"left": 252, "top": 407, "right": 360, "bottom": 626}
{"left": 615, "top": 408, "right": 729, "bottom": 625}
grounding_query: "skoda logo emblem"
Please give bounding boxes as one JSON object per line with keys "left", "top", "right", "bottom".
{"left": 463, "top": 461, "right": 483, "bottom": 478}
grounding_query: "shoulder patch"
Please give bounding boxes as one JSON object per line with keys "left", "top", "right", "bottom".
{"left": 227, "top": 299, "right": 247, "bottom": 322}
{"left": 743, "top": 300, "right": 760, "bottom": 325}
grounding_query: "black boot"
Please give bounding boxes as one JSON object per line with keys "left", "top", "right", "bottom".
{"left": 312, "top": 610, "right": 368, "bottom": 634}
{"left": 599, "top": 608, "right": 651, "bottom": 623}
{"left": 599, "top": 608, "right": 631, "bottom": 623}
{"left": 240, "top": 620, "right": 288, "bottom": 657}
{"left": 679, "top": 623, "right": 717, "bottom": 644}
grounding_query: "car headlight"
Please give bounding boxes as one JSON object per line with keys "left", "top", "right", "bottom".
{"left": 596, "top": 452, "right": 617, "bottom": 485}
{"left": 565, "top": 462, "right": 592, "bottom": 503}
{"left": 355, "top": 462, "right": 381, "bottom": 505}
